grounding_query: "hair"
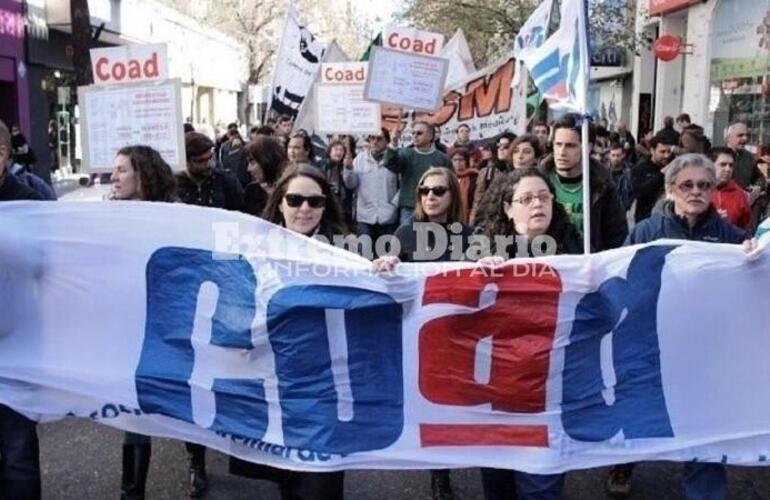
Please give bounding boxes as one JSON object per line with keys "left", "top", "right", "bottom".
{"left": 474, "top": 167, "right": 572, "bottom": 252}
{"left": 0, "top": 120, "right": 10, "bottom": 153}
{"left": 551, "top": 114, "right": 595, "bottom": 144}
{"left": 289, "top": 131, "right": 313, "bottom": 154}
{"left": 608, "top": 141, "right": 625, "bottom": 152}
{"left": 649, "top": 133, "right": 676, "bottom": 149}
{"left": 245, "top": 136, "right": 288, "bottom": 185}
{"left": 115, "top": 145, "right": 177, "bottom": 202}
{"left": 709, "top": 147, "right": 734, "bottom": 162}
{"left": 664, "top": 116, "right": 675, "bottom": 128}
{"left": 724, "top": 122, "right": 747, "bottom": 139}
{"left": 412, "top": 167, "right": 463, "bottom": 224}
{"left": 183, "top": 123, "right": 195, "bottom": 133}
{"left": 277, "top": 115, "right": 292, "bottom": 125}
{"left": 510, "top": 134, "right": 543, "bottom": 160}
{"left": 185, "top": 132, "right": 214, "bottom": 159}
{"left": 413, "top": 120, "right": 434, "bottom": 140}
{"left": 664, "top": 153, "right": 717, "bottom": 188}
{"left": 676, "top": 113, "right": 691, "bottom": 123}
{"left": 450, "top": 147, "right": 471, "bottom": 169}
{"left": 379, "top": 127, "right": 391, "bottom": 143}
{"left": 456, "top": 123, "right": 470, "bottom": 132}
{"left": 497, "top": 131, "right": 517, "bottom": 144}
{"left": 262, "top": 163, "right": 347, "bottom": 236}
{"left": 326, "top": 139, "right": 346, "bottom": 159}
{"left": 532, "top": 121, "right": 550, "bottom": 133}
{"left": 255, "top": 125, "right": 274, "bottom": 136}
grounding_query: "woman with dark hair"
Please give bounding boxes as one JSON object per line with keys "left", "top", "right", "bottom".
{"left": 373, "top": 166, "right": 472, "bottom": 500}
{"left": 318, "top": 139, "right": 355, "bottom": 225}
{"left": 287, "top": 131, "right": 314, "bottom": 165}
{"left": 510, "top": 134, "right": 543, "bottom": 169}
{"left": 243, "top": 136, "right": 288, "bottom": 217}
{"left": 470, "top": 132, "right": 516, "bottom": 224}
{"left": 473, "top": 167, "right": 579, "bottom": 500}
{"left": 110, "top": 146, "right": 216, "bottom": 500}
{"left": 451, "top": 147, "right": 478, "bottom": 224}
{"left": 111, "top": 145, "right": 177, "bottom": 202}
{"left": 230, "top": 163, "right": 347, "bottom": 500}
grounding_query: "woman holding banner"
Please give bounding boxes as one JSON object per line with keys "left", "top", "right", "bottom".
{"left": 230, "top": 163, "right": 347, "bottom": 500}
{"left": 472, "top": 167, "right": 581, "bottom": 500}
{"left": 110, "top": 145, "right": 213, "bottom": 499}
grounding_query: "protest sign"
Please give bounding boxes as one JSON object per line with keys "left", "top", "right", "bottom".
{"left": 292, "top": 41, "right": 349, "bottom": 135}
{"left": 315, "top": 62, "right": 380, "bottom": 134}
{"left": 78, "top": 79, "right": 186, "bottom": 173}
{"left": 3, "top": 202, "right": 770, "bottom": 473}
{"left": 90, "top": 44, "right": 168, "bottom": 85}
{"left": 364, "top": 47, "right": 449, "bottom": 112}
{"left": 268, "top": 6, "right": 325, "bottom": 119}
{"left": 383, "top": 26, "right": 444, "bottom": 57}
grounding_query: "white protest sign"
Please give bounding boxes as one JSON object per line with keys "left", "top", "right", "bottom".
{"left": 90, "top": 43, "right": 168, "bottom": 85}
{"left": 321, "top": 62, "right": 368, "bottom": 85}
{"left": 315, "top": 84, "right": 381, "bottom": 135}
{"left": 364, "top": 47, "right": 448, "bottom": 112}
{"left": 383, "top": 26, "right": 444, "bottom": 57}
{"left": 78, "top": 79, "right": 186, "bottom": 173}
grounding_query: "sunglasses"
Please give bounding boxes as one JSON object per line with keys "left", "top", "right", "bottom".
{"left": 284, "top": 193, "right": 326, "bottom": 208}
{"left": 676, "top": 180, "right": 713, "bottom": 193}
{"left": 418, "top": 186, "right": 449, "bottom": 197}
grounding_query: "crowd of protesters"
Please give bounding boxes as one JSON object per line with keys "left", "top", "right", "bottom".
{"left": 0, "top": 109, "right": 766, "bottom": 500}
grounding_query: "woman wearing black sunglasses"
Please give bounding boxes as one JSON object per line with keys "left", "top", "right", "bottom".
{"left": 373, "top": 166, "right": 472, "bottom": 500}
{"left": 230, "top": 163, "right": 347, "bottom": 500}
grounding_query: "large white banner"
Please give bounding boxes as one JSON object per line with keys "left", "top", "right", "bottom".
{"left": 268, "top": 6, "right": 325, "bottom": 119}
{"left": 3, "top": 202, "right": 770, "bottom": 474}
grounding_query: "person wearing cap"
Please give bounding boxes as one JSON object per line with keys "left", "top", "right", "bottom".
{"left": 177, "top": 132, "right": 244, "bottom": 211}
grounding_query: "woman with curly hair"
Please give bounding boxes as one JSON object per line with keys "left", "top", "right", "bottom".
{"left": 472, "top": 167, "right": 580, "bottom": 500}
{"left": 110, "top": 145, "right": 177, "bottom": 202}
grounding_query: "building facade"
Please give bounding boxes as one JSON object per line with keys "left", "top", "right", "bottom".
{"left": 0, "top": 0, "right": 31, "bottom": 137}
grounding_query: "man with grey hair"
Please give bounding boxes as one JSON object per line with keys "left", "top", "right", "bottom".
{"left": 610, "top": 153, "right": 746, "bottom": 499}
{"left": 0, "top": 119, "right": 42, "bottom": 498}
{"left": 725, "top": 122, "right": 766, "bottom": 226}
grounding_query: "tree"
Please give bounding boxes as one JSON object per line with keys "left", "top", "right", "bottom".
{"left": 70, "top": 0, "right": 93, "bottom": 86}
{"left": 400, "top": 0, "right": 639, "bottom": 67}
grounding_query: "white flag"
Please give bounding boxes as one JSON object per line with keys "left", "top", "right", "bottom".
{"left": 512, "top": 0, "right": 553, "bottom": 88}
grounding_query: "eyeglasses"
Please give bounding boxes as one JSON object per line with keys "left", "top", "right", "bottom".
{"left": 510, "top": 192, "right": 553, "bottom": 206}
{"left": 284, "top": 193, "right": 326, "bottom": 208}
{"left": 418, "top": 185, "right": 449, "bottom": 197}
{"left": 189, "top": 153, "right": 214, "bottom": 165}
{"left": 676, "top": 180, "right": 713, "bottom": 193}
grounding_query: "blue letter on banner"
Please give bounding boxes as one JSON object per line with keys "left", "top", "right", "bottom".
{"left": 137, "top": 247, "right": 268, "bottom": 440}
{"left": 562, "top": 246, "right": 676, "bottom": 441}
{"left": 267, "top": 285, "right": 404, "bottom": 454}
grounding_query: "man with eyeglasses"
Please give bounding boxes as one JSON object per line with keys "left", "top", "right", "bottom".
{"left": 631, "top": 133, "right": 675, "bottom": 223}
{"left": 384, "top": 120, "right": 451, "bottom": 226}
{"left": 342, "top": 128, "right": 399, "bottom": 247}
{"left": 177, "top": 132, "right": 244, "bottom": 212}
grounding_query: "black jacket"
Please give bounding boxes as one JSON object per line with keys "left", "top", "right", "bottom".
{"left": 176, "top": 170, "right": 244, "bottom": 211}
{"left": 539, "top": 158, "right": 628, "bottom": 252}
{"left": 631, "top": 156, "right": 666, "bottom": 223}
{"left": 626, "top": 200, "right": 745, "bottom": 245}
{"left": 0, "top": 172, "right": 44, "bottom": 201}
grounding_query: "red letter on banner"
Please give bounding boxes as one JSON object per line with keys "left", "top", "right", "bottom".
{"left": 419, "top": 264, "right": 561, "bottom": 413}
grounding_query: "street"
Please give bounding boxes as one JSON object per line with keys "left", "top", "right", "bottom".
{"left": 39, "top": 419, "right": 769, "bottom": 499}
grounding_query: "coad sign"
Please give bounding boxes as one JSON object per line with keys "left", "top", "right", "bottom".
{"left": 321, "top": 62, "right": 368, "bottom": 85}
{"left": 90, "top": 44, "right": 168, "bottom": 85}
{"left": 383, "top": 27, "right": 444, "bottom": 57}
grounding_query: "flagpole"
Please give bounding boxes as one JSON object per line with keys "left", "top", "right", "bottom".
{"left": 581, "top": 118, "right": 591, "bottom": 254}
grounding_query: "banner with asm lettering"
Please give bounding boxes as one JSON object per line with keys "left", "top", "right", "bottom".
{"left": 2, "top": 202, "right": 770, "bottom": 473}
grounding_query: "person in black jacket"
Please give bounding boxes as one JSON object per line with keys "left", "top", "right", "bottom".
{"left": 243, "top": 135, "right": 287, "bottom": 217}
{"left": 0, "top": 120, "right": 43, "bottom": 500}
{"left": 177, "top": 132, "right": 244, "bottom": 212}
{"left": 539, "top": 114, "right": 628, "bottom": 252}
{"left": 607, "top": 153, "right": 747, "bottom": 500}
{"left": 630, "top": 133, "right": 674, "bottom": 223}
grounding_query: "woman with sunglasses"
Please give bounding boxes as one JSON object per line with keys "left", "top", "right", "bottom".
{"left": 608, "top": 153, "right": 748, "bottom": 500}
{"left": 373, "top": 166, "right": 471, "bottom": 500}
{"left": 229, "top": 163, "right": 347, "bottom": 500}
{"left": 472, "top": 167, "right": 580, "bottom": 500}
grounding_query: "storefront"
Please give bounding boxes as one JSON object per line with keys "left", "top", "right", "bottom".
{"left": 0, "top": 0, "right": 30, "bottom": 137}
{"left": 708, "top": 0, "right": 770, "bottom": 148}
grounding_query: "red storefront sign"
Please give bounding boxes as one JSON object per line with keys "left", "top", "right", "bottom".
{"left": 653, "top": 35, "right": 682, "bottom": 62}
{"left": 648, "top": 0, "right": 700, "bottom": 16}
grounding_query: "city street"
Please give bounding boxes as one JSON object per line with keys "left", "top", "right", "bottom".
{"left": 39, "top": 419, "right": 769, "bottom": 499}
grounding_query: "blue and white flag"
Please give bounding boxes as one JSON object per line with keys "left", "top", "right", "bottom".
{"left": 512, "top": 0, "right": 553, "bottom": 88}
{"left": 518, "top": 0, "right": 590, "bottom": 113}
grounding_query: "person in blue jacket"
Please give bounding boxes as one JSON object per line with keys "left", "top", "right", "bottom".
{"left": 607, "top": 153, "right": 746, "bottom": 499}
